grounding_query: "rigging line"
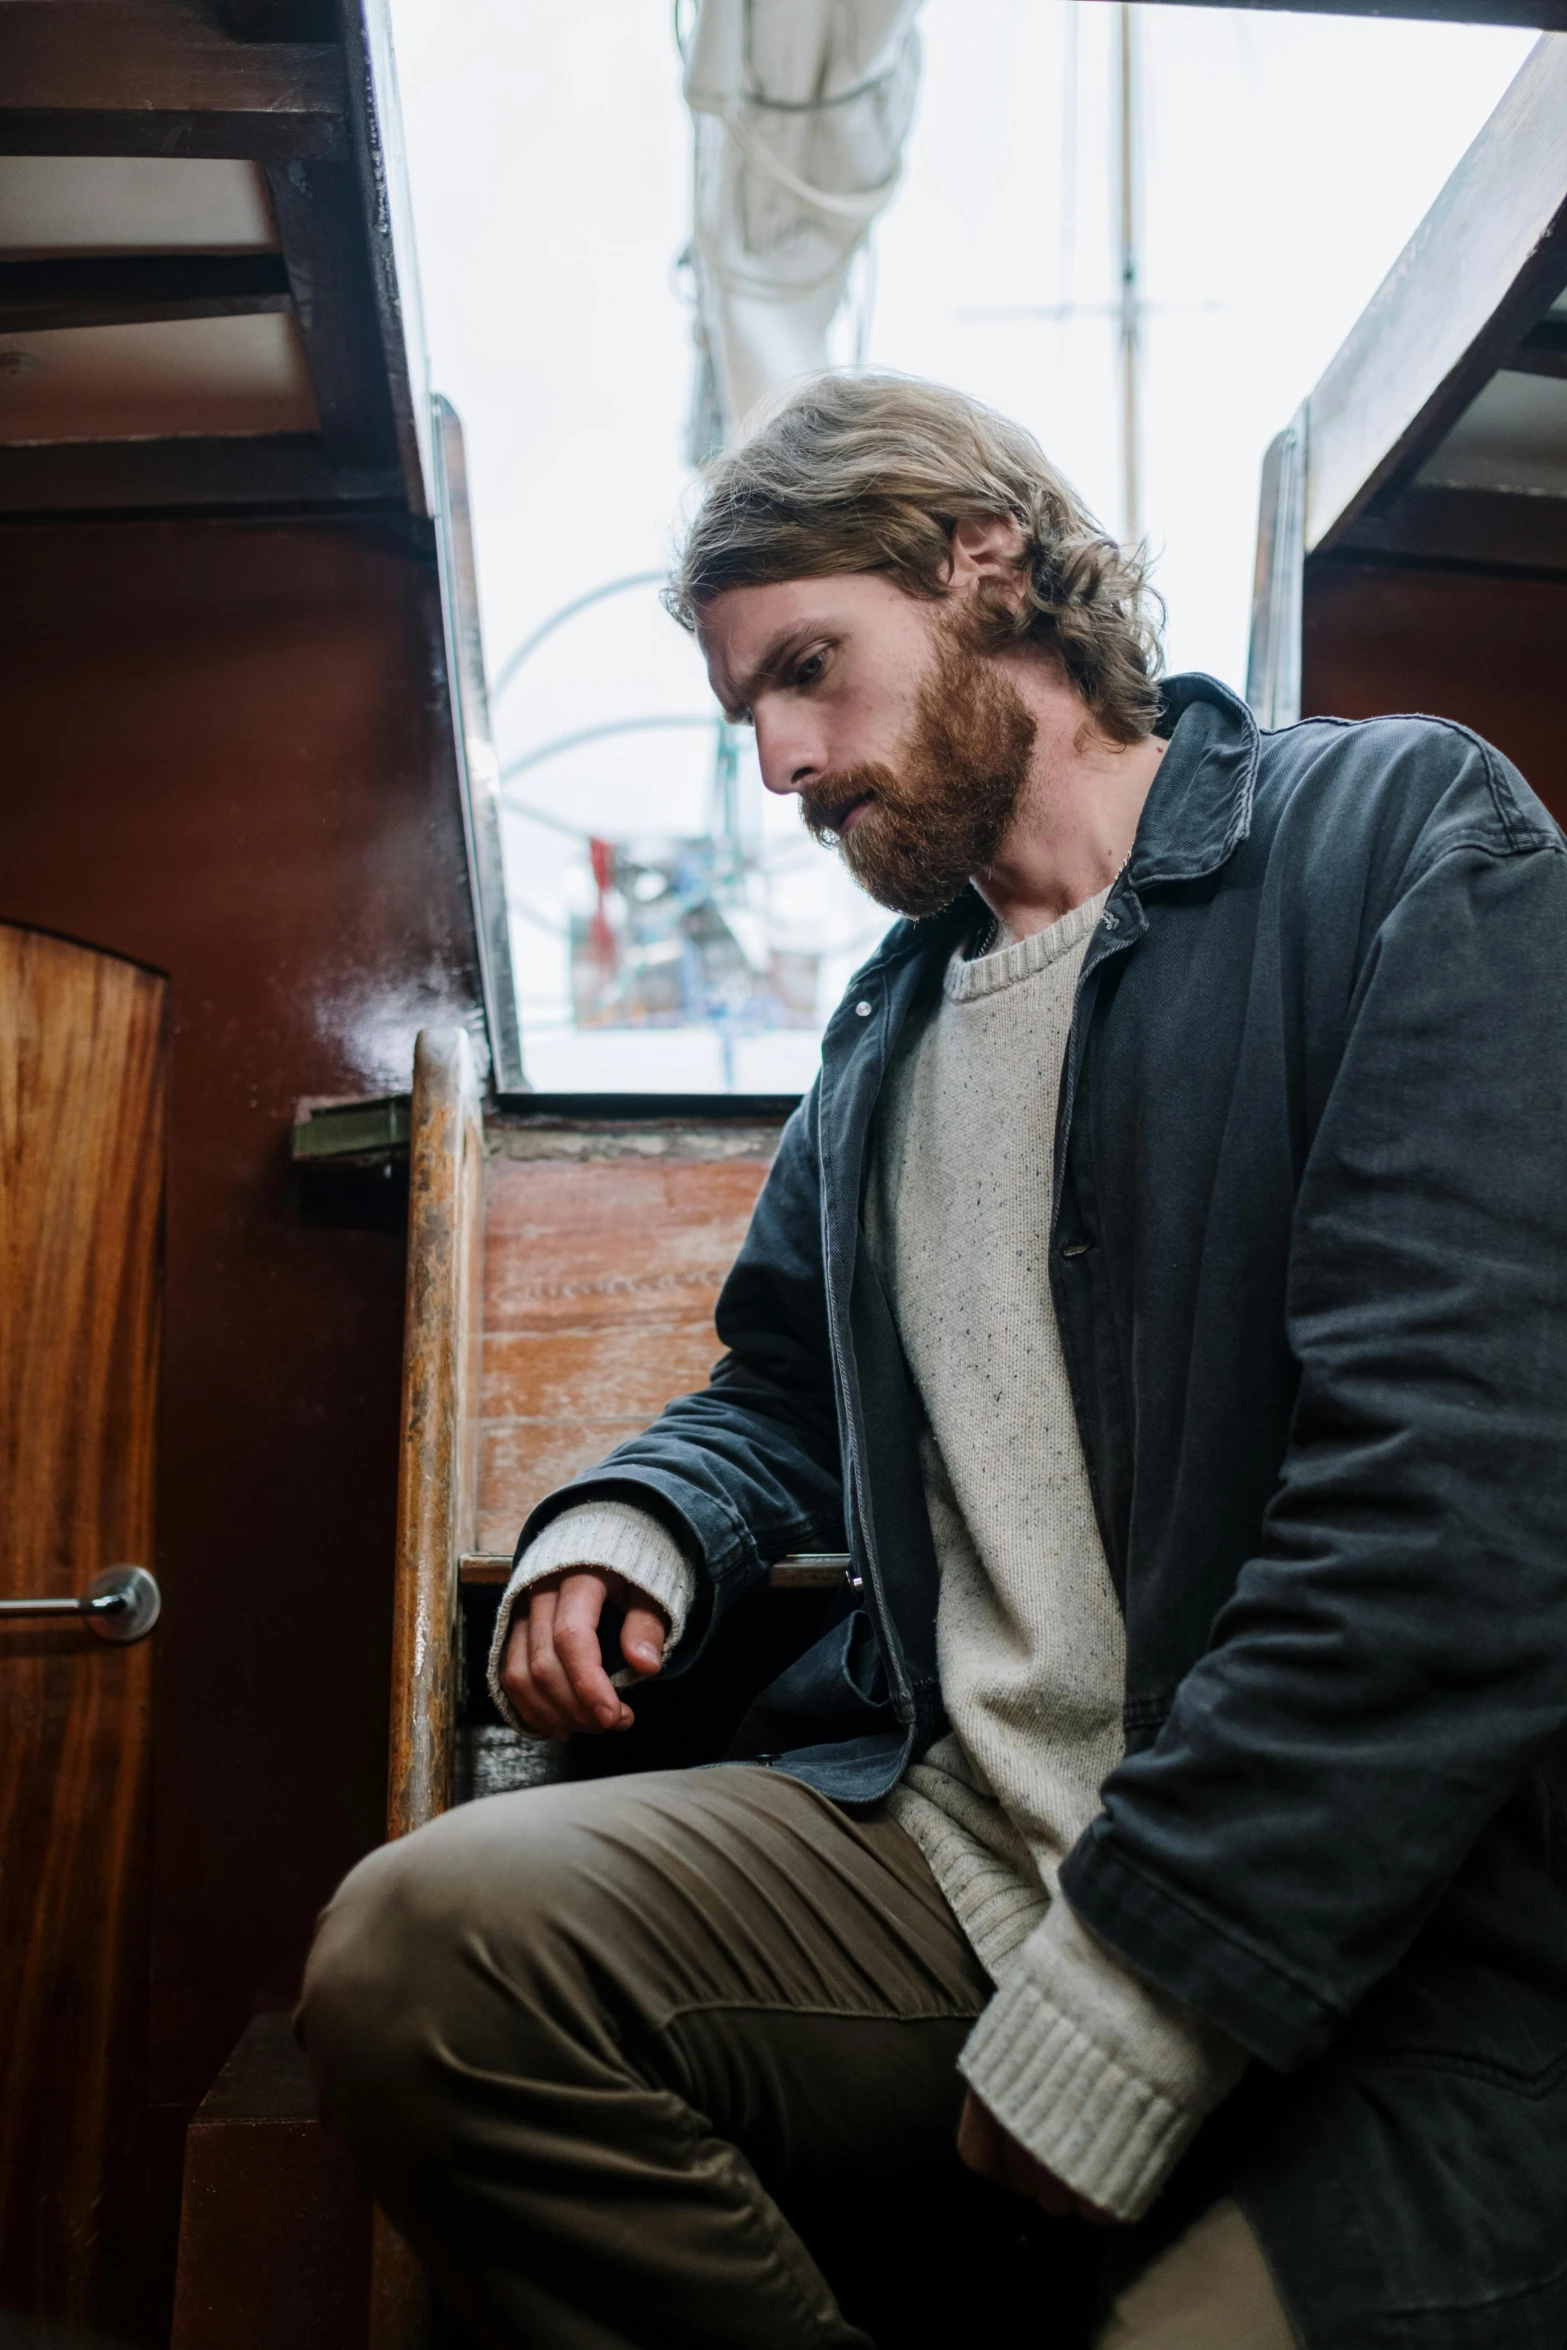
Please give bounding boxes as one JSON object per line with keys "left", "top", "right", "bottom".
{"left": 502, "top": 799, "right": 588, "bottom": 840}
{"left": 1060, "top": 0, "right": 1078, "bottom": 327}
{"left": 508, "top": 900, "right": 570, "bottom": 938}
{"left": 500, "top": 713, "right": 724, "bottom": 788}
{"left": 492, "top": 572, "right": 669, "bottom": 708}
{"left": 957, "top": 298, "right": 1237, "bottom": 322}
{"left": 1117, "top": 0, "right": 1142, "bottom": 547}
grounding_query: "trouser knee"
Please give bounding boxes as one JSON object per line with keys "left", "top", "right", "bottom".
{"left": 298, "top": 1790, "right": 613, "bottom": 2176}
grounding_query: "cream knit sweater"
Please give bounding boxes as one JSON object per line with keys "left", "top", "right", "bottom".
{"left": 489, "top": 894, "right": 1244, "bottom": 2219}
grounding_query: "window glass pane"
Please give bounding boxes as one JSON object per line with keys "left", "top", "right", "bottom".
{"left": 391, "top": 0, "right": 1534, "bottom": 1096}
{"left": 496, "top": 590, "right": 884, "bottom": 1096}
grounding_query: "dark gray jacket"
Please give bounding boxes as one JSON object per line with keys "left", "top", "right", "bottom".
{"left": 521, "top": 675, "right": 1567, "bottom": 2349}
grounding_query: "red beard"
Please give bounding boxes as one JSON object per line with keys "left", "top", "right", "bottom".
{"left": 797, "top": 627, "right": 1036, "bottom": 920}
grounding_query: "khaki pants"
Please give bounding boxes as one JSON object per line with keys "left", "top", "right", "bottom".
{"left": 300, "top": 1767, "right": 1294, "bottom": 2350}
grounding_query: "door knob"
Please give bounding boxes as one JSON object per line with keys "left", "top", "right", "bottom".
{"left": 0, "top": 1565, "right": 160, "bottom": 1643}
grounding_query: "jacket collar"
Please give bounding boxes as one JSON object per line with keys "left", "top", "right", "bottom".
{"left": 852, "top": 671, "right": 1261, "bottom": 990}
{"left": 1129, "top": 671, "right": 1260, "bottom": 890}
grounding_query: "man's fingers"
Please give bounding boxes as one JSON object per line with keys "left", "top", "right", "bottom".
{"left": 956, "top": 2090, "right": 1007, "bottom": 2181}
{"left": 501, "top": 1571, "right": 636, "bottom": 1736}
{"left": 502, "top": 1603, "right": 563, "bottom": 1738}
{"left": 553, "top": 1573, "right": 631, "bottom": 1729}
{"left": 956, "top": 2091, "right": 1112, "bottom": 2224}
{"left": 521, "top": 1587, "right": 575, "bottom": 1735}
{"left": 619, "top": 1600, "right": 667, "bottom": 1678}
{"left": 1026, "top": 2162, "right": 1075, "bottom": 2216}
{"left": 500, "top": 1567, "right": 666, "bottom": 1737}
{"left": 526, "top": 1585, "right": 594, "bottom": 1733}
{"left": 529, "top": 1579, "right": 626, "bottom": 1733}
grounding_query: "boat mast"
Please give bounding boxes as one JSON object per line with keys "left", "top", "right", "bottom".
{"left": 1116, "top": 0, "right": 1142, "bottom": 547}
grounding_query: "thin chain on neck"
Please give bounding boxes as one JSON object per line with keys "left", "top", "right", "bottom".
{"left": 971, "top": 852, "right": 1129, "bottom": 962}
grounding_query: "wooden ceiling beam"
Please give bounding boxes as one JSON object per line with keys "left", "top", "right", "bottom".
{"left": 0, "top": 5, "right": 346, "bottom": 161}
{"left": 0, "top": 3, "right": 432, "bottom": 523}
{"left": 0, "top": 253, "right": 293, "bottom": 334}
{"left": 1501, "top": 317, "right": 1567, "bottom": 381}
{"left": 194, "top": 0, "right": 338, "bottom": 34}
{"left": 265, "top": 160, "right": 399, "bottom": 465}
{"left": 1303, "top": 40, "right": 1567, "bottom": 556}
{"left": 336, "top": 0, "right": 433, "bottom": 514}
{"left": 0, "top": 434, "right": 402, "bottom": 516}
{"left": 1332, "top": 484, "right": 1567, "bottom": 574}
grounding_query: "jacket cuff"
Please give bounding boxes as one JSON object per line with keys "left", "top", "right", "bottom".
{"left": 1060, "top": 1821, "right": 1335, "bottom": 2069}
{"left": 485, "top": 1502, "right": 697, "bottom": 1734}
{"left": 958, "top": 1895, "right": 1247, "bottom": 2222}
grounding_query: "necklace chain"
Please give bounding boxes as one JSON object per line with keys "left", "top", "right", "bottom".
{"left": 972, "top": 853, "right": 1129, "bottom": 962}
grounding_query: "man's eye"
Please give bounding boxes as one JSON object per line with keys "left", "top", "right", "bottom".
{"left": 795, "top": 652, "right": 826, "bottom": 686}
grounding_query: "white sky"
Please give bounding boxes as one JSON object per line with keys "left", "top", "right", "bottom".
{"left": 386, "top": 1, "right": 1536, "bottom": 1091}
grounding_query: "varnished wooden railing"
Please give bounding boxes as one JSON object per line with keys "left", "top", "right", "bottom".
{"left": 386, "top": 1028, "right": 485, "bottom": 1838}
{"left": 373, "top": 1027, "right": 484, "bottom": 2350}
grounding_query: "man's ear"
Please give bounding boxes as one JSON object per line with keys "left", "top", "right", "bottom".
{"left": 946, "top": 514, "right": 1028, "bottom": 607}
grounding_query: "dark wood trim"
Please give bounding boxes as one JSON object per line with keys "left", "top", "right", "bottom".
{"left": 264, "top": 159, "right": 400, "bottom": 464}
{"left": 0, "top": 6, "right": 346, "bottom": 160}
{"left": 459, "top": 1552, "right": 849, "bottom": 1591}
{"left": 0, "top": 252, "right": 292, "bottom": 334}
{"left": 1503, "top": 350, "right": 1567, "bottom": 382}
{"left": 456, "top": 1555, "right": 512, "bottom": 1588}
{"left": 1502, "top": 316, "right": 1567, "bottom": 381}
{"left": 492, "top": 1093, "right": 804, "bottom": 1121}
{"left": 0, "top": 435, "right": 403, "bottom": 518}
{"left": 337, "top": 0, "right": 433, "bottom": 515}
{"left": 194, "top": 0, "right": 338, "bottom": 34}
{"left": 1303, "top": 39, "right": 1567, "bottom": 555}
{"left": 1331, "top": 484, "right": 1567, "bottom": 574}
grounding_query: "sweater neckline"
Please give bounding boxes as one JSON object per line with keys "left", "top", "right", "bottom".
{"left": 944, "top": 886, "right": 1110, "bottom": 1003}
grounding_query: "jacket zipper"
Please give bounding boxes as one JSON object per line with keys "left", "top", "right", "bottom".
{"left": 819, "top": 1029, "right": 919, "bottom": 1738}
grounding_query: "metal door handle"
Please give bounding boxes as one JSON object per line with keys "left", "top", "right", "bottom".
{"left": 0, "top": 1565, "right": 160, "bottom": 1643}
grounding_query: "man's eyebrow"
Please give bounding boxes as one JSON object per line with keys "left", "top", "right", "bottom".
{"left": 723, "top": 625, "right": 821, "bottom": 720}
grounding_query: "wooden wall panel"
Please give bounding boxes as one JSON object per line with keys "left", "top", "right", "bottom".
{"left": 477, "top": 1146, "right": 776, "bottom": 1555}
{"left": 0, "top": 514, "right": 482, "bottom": 2339}
{"left": 1301, "top": 560, "right": 1567, "bottom": 826}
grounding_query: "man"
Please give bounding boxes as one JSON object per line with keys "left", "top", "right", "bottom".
{"left": 301, "top": 375, "right": 1567, "bottom": 2350}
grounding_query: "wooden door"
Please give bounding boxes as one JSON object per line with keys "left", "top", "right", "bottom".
{"left": 0, "top": 923, "right": 166, "bottom": 2331}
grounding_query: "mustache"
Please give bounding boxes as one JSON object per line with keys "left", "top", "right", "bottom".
{"left": 797, "top": 766, "right": 890, "bottom": 844}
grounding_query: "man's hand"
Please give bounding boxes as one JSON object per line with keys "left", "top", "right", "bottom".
{"left": 957, "top": 2089, "right": 1114, "bottom": 2224}
{"left": 501, "top": 1567, "right": 668, "bottom": 1737}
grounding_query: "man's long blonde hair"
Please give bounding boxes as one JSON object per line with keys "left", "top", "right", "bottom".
{"left": 667, "top": 372, "right": 1163, "bottom": 743}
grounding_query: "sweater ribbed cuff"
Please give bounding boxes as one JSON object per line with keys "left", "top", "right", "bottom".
{"left": 958, "top": 1895, "right": 1247, "bottom": 2222}
{"left": 486, "top": 1502, "right": 697, "bottom": 1735}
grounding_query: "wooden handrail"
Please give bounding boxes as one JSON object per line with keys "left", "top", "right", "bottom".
{"left": 387, "top": 1030, "right": 485, "bottom": 1839}
{"left": 375, "top": 1029, "right": 486, "bottom": 2350}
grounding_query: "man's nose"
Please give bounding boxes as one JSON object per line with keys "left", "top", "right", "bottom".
{"left": 753, "top": 710, "right": 821, "bottom": 797}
